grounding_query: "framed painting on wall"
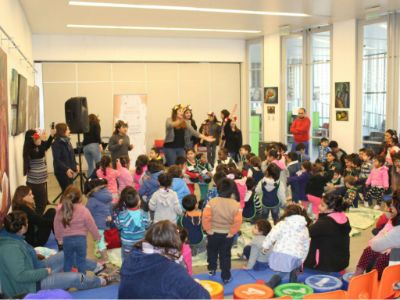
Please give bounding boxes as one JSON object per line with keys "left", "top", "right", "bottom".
{"left": 17, "top": 74, "right": 27, "bottom": 135}
{"left": 0, "top": 47, "right": 10, "bottom": 224}
{"left": 10, "top": 69, "right": 18, "bottom": 136}
{"left": 264, "top": 87, "right": 278, "bottom": 104}
{"left": 28, "top": 85, "right": 40, "bottom": 129}
{"left": 335, "top": 82, "right": 350, "bottom": 108}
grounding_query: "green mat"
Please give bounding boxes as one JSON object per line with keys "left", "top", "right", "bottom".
{"left": 346, "top": 207, "right": 382, "bottom": 230}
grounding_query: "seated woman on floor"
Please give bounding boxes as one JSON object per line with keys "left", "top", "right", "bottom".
{"left": 119, "top": 220, "right": 210, "bottom": 299}
{"left": 0, "top": 210, "right": 110, "bottom": 298}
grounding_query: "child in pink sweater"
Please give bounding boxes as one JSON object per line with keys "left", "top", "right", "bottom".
{"left": 133, "top": 155, "right": 149, "bottom": 191}
{"left": 97, "top": 155, "right": 120, "bottom": 203}
{"left": 366, "top": 156, "right": 389, "bottom": 209}
{"left": 179, "top": 227, "right": 192, "bottom": 275}
{"left": 117, "top": 156, "right": 134, "bottom": 193}
{"left": 54, "top": 186, "right": 100, "bottom": 273}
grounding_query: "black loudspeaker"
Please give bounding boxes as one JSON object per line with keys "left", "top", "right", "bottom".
{"left": 65, "top": 97, "right": 89, "bottom": 134}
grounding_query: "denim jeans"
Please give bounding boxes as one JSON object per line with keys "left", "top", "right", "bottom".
{"left": 207, "top": 233, "right": 234, "bottom": 281}
{"left": 63, "top": 235, "right": 87, "bottom": 273}
{"left": 40, "top": 251, "right": 101, "bottom": 291}
{"left": 164, "top": 147, "right": 185, "bottom": 166}
{"left": 83, "top": 143, "right": 101, "bottom": 177}
{"left": 261, "top": 206, "right": 280, "bottom": 224}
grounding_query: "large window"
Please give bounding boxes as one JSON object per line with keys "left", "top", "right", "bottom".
{"left": 283, "top": 36, "right": 303, "bottom": 149}
{"left": 282, "top": 28, "right": 331, "bottom": 159}
{"left": 247, "top": 39, "right": 263, "bottom": 155}
{"left": 360, "top": 21, "right": 388, "bottom": 152}
{"left": 310, "top": 30, "right": 331, "bottom": 156}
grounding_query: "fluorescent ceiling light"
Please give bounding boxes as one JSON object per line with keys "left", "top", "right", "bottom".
{"left": 67, "top": 24, "right": 261, "bottom": 33}
{"left": 69, "top": 1, "right": 310, "bottom": 17}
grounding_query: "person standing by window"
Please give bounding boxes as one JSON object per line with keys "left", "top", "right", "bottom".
{"left": 83, "top": 114, "right": 102, "bottom": 177}
{"left": 23, "top": 126, "right": 55, "bottom": 214}
{"left": 290, "top": 108, "right": 311, "bottom": 155}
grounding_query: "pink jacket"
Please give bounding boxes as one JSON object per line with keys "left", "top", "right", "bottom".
{"left": 366, "top": 166, "right": 389, "bottom": 189}
{"left": 272, "top": 159, "right": 286, "bottom": 171}
{"left": 54, "top": 203, "right": 101, "bottom": 243}
{"left": 134, "top": 166, "right": 148, "bottom": 191}
{"left": 117, "top": 161, "right": 134, "bottom": 193}
{"left": 235, "top": 178, "right": 248, "bottom": 209}
{"left": 96, "top": 167, "right": 120, "bottom": 195}
{"left": 182, "top": 243, "right": 192, "bottom": 275}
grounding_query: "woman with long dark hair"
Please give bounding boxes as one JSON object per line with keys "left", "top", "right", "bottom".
{"left": 219, "top": 109, "right": 232, "bottom": 148}
{"left": 225, "top": 117, "right": 242, "bottom": 162}
{"left": 51, "top": 123, "right": 78, "bottom": 193}
{"left": 83, "top": 114, "right": 102, "bottom": 177}
{"left": 12, "top": 185, "right": 55, "bottom": 247}
{"left": 108, "top": 120, "right": 134, "bottom": 168}
{"left": 381, "top": 129, "right": 400, "bottom": 166}
{"left": 119, "top": 220, "right": 210, "bottom": 299}
{"left": 23, "top": 127, "right": 55, "bottom": 214}
{"left": 184, "top": 106, "right": 199, "bottom": 150}
{"left": 163, "top": 105, "right": 214, "bottom": 166}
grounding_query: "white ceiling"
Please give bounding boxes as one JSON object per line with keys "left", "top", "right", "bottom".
{"left": 19, "top": 0, "right": 400, "bottom": 39}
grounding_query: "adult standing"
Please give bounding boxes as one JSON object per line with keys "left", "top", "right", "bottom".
{"left": 119, "top": 220, "right": 210, "bottom": 299}
{"left": 51, "top": 124, "right": 78, "bottom": 193}
{"left": 83, "top": 114, "right": 103, "bottom": 177}
{"left": 220, "top": 109, "right": 232, "bottom": 148}
{"left": 290, "top": 108, "right": 311, "bottom": 155}
{"left": 108, "top": 120, "right": 134, "bottom": 168}
{"left": 184, "top": 106, "right": 199, "bottom": 150}
{"left": 12, "top": 186, "right": 55, "bottom": 247}
{"left": 381, "top": 129, "right": 400, "bottom": 166}
{"left": 164, "top": 105, "right": 214, "bottom": 166}
{"left": 304, "top": 193, "right": 351, "bottom": 272}
{"left": 225, "top": 117, "right": 242, "bottom": 162}
{"left": 0, "top": 211, "right": 107, "bottom": 298}
{"left": 200, "top": 112, "right": 221, "bottom": 167}
{"left": 23, "top": 127, "right": 55, "bottom": 215}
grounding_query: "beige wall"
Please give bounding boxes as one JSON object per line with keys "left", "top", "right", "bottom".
{"left": 41, "top": 62, "right": 241, "bottom": 172}
{"left": 0, "top": 0, "right": 34, "bottom": 192}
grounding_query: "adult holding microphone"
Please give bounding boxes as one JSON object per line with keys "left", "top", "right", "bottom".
{"left": 51, "top": 123, "right": 78, "bottom": 192}
{"left": 23, "top": 125, "right": 56, "bottom": 215}
{"left": 108, "top": 120, "right": 134, "bottom": 168}
{"left": 164, "top": 104, "right": 215, "bottom": 166}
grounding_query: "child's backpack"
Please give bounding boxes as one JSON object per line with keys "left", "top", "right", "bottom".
{"left": 261, "top": 181, "right": 280, "bottom": 208}
{"left": 243, "top": 191, "right": 256, "bottom": 220}
{"left": 180, "top": 214, "right": 204, "bottom": 245}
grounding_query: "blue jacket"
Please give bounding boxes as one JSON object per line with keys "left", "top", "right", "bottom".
{"left": 115, "top": 209, "right": 149, "bottom": 246}
{"left": 288, "top": 171, "right": 310, "bottom": 202}
{"left": 139, "top": 171, "right": 164, "bottom": 201}
{"left": 86, "top": 187, "right": 113, "bottom": 230}
{"left": 171, "top": 178, "right": 191, "bottom": 205}
{"left": 119, "top": 249, "right": 210, "bottom": 299}
{"left": 51, "top": 137, "right": 77, "bottom": 174}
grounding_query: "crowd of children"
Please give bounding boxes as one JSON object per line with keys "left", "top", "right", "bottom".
{"left": 47, "top": 133, "right": 400, "bottom": 286}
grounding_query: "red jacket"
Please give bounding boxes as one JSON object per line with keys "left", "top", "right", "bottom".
{"left": 290, "top": 117, "right": 310, "bottom": 143}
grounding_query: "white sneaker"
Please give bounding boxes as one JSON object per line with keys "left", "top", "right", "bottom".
{"left": 364, "top": 202, "right": 369, "bottom": 208}
{"left": 373, "top": 205, "right": 381, "bottom": 210}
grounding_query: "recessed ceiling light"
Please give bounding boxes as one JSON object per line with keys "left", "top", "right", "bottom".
{"left": 67, "top": 24, "right": 261, "bottom": 34}
{"left": 69, "top": 1, "right": 310, "bottom": 17}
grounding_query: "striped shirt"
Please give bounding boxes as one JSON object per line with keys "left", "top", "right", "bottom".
{"left": 27, "top": 157, "right": 48, "bottom": 184}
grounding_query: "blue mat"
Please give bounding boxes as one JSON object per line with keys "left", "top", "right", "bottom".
{"left": 72, "top": 284, "right": 119, "bottom": 299}
{"left": 71, "top": 268, "right": 342, "bottom": 298}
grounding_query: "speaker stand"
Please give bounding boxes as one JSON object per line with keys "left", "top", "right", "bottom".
{"left": 52, "top": 133, "right": 88, "bottom": 204}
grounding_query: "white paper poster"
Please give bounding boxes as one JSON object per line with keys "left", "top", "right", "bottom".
{"left": 113, "top": 94, "right": 147, "bottom": 166}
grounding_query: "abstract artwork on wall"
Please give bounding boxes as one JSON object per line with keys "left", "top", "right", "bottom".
{"left": 0, "top": 48, "right": 10, "bottom": 225}
{"left": 10, "top": 69, "right": 18, "bottom": 136}
{"left": 28, "top": 85, "right": 40, "bottom": 129}
{"left": 335, "top": 82, "right": 350, "bottom": 108}
{"left": 17, "top": 74, "right": 27, "bottom": 134}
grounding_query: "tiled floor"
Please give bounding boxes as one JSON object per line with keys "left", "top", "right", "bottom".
{"left": 47, "top": 174, "right": 372, "bottom": 274}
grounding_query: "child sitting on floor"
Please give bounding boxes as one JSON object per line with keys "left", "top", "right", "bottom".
{"left": 115, "top": 187, "right": 149, "bottom": 261}
{"left": 305, "top": 163, "right": 328, "bottom": 217}
{"left": 262, "top": 204, "right": 311, "bottom": 284}
{"left": 139, "top": 160, "right": 165, "bottom": 206}
{"left": 318, "top": 138, "right": 331, "bottom": 163}
{"left": 325, "top": 169, "right": 344, "bottom": 193}
{"left": 242, "top": 219, "right": 272, "bottom": 270}
{"left": 149, "top": 147, "right": 164, "bottom": 164}
{"left": 343, "top": 175, "right": 361, "bottom": 208}
{"left": 287, "top": 161, "right": 311, "bottom": 204}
